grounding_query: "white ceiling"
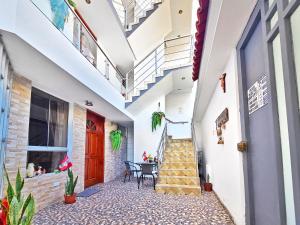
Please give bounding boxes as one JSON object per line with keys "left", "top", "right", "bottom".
{"left": 1, "top": 32, "right": 134, "bottom": 125}
{"left": 167, "top": 0, "right": 193, "bottom": 39}
{"left": 193, "top": 0, "right": 258, "bottom": 122}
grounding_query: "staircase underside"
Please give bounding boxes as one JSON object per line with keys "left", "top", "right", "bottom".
{"left": 156, "top": 139, "right": 201, "bottom": 195}
{"left": 125, "top": 2, "right": 162, "bottom": 37}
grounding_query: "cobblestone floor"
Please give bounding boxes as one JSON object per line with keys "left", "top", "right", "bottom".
{"left": 33, "top": 178, "right": 234, "bottom": 225}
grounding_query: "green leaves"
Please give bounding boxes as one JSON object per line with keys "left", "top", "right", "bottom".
{"left": 152, "top": 112, "right": 165, "bottom": 132}
{"left": 110, "top": 129, "right": 123, "bottom": 152}
{"left": 67, "top": 0, "right": 76, "bottom": 8}
{"left": 65, "top": 168, "right": 78, "bottom": 196}
{"left": 3, "top": 165, "right": 35, "bottom": 225}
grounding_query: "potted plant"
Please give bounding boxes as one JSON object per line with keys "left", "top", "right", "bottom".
{"left": 152, "top": 111, "right": 165, "bottom": 131}
{"left": 110, "top": 129, "right": 123, "bottom": 152}
{"left": 64, "top": 168, "right": 78, "bottom": 204}
{"left": 203, "top": 174, "right": 213, "bottom": 192}
{"left": 1, "top": 166, "right": 35, "bottom": 225}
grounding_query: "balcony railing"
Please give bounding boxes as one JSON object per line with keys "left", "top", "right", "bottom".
{"left": 31, "top": 0, "right": 126, "bottom": 95}
{"left": 125, "top": 35, "right": 193, "bottom": 100}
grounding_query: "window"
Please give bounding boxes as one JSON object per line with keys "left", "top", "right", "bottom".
{"left": 29, "top": 88, "right": 69, "bottom": 147}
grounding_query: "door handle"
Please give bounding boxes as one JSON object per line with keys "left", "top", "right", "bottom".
{"left": 237, "top": 141, "right": 247, "bottom": 152}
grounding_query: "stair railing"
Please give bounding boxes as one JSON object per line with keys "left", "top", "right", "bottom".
{"left": 113, "top": 0, "right": 163, "bottom": 30}
{"left": 125, "top": 35, "right": 193, "bottom": 100}
{"left": 156, "top": 119, "right": 189, "bottom": 173}
{"left": 191, "top": 121, "right": 200, "bottom": 179}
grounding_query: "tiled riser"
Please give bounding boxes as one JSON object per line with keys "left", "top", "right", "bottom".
{"left": 156, "top": 139, "right": 201, "bottom": 195}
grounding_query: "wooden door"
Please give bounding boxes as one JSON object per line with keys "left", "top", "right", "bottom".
{"left": 85, "top": 111, "right": 105, "bottom": 188}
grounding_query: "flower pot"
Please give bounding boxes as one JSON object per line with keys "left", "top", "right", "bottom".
{"left": 64, "top": 193, "right": 76, "bottom": 204}
{"left": 204, "top": 183, "right": 213, "bottom": 192}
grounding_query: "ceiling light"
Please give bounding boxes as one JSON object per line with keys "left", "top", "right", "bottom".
{"left": 177, "top": 89, "right": 182, "bottom": 91}
{"left": 86, "top": 0, "right": 91, "bottom": 4}
{"left": 179, "top": 10, "right": 183, "bottom": 14}
{"left": 85, "top": 100, "right": 93, "bottom": 106}
{"left": 181, "top": 77, "right": 186, "bottom": 80}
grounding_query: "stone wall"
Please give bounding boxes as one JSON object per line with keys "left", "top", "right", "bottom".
{"left": 71, "top": 104, "right": 86, "bottom": 193}
{"left": 3, "top": 74, "right": 86, "bottom": 210}
{"left": 104, "top": 120, "right": 127, "bottom": 182}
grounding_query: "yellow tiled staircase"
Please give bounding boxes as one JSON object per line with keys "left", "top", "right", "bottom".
{"left": 156, "top": 139, "right": 201, "bottom": 195}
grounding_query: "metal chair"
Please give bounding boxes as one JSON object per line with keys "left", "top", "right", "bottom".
{"left": 138, "top": 163, "right": 158, "bottom": 190}
{"left": 124, "top": 161, "right": 141, "bottom": 183}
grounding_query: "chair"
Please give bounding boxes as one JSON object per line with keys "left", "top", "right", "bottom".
{"left": 124, "top": 161, "right": 141, "bottom": 183}
{"left": 138, "top": 163, "right": 158, "bottom": 190}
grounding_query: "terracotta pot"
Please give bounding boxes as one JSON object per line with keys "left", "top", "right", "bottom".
{"left": 204, "top": 183, "right": 213, "bottom": 192}
{"left": 64, "top": 193, "right": 76, "bottom": 204}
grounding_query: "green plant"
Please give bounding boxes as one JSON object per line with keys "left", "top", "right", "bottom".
{"left": 110, "top": 129, "right": 123, "bottom": 152}
{"left": 3, "top": 166, "right": 35, "bottom": 225}
{"left": 152, "top": 112, "right": 165, "bottom": 131}
{"left": 65, "top": 168, "right": 78, "bottom": 196}
{"left": 67, "top": 0, "right": 76, "bottom": 8}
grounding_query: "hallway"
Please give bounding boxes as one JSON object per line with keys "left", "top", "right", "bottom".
{"left": 33, "top": 178, "right": 234, "bottom": 225}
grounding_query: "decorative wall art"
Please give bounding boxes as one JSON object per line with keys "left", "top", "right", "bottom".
{"left": 219, "top": 73, "right": 226, "bottom": 93}
{"left": 215, "top": 108, "right": 229, "bottom": 144}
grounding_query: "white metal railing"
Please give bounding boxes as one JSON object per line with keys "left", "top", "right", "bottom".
{"left": 31, "top": 0, "right": 126, "bottom": 95}
{"left": 191, "top": 122, "right": 200, "bottom": 179}
{"left": 125, "top": 35, "right": 194, "bottom": 101}
{"left": 112, "top": 0, "right": 162, "bottom": 30}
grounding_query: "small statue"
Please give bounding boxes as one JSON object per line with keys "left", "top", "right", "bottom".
{"left": 37, "top": 166, "right": 42, "bottom": 175}
{"left": 26, "top": 163, "right": 35, "bottom": 178}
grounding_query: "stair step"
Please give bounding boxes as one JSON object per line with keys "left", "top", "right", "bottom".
{"left": 159, "top": 169, "right": 197, "bottom": 177}
{"left": 164, "top": 151, "right": 195, "bottom": 158}
{"left": 156, "top": 184, "right": 201, "bottom": 195}
{"left": 158, "top": 176, "right": 200, "bottom": 185}
{"left": 160, "top": 162, "right": 197, "bottom": 170}
{"left": 164, "top": 157, "right": 195, "bottom": 163}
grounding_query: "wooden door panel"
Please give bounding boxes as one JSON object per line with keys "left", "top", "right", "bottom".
{"left": 85, "top": 111, "right": 104, "bottom": 188}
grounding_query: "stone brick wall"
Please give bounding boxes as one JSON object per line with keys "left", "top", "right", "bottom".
{"left": 3, "top": 75, "right": 86, "bottom": 211}
{"left": 71, "top": 104, "right": 86, "bottom": 193}
{"left": 104, "top": 120, "right": 127, "bottom": 182}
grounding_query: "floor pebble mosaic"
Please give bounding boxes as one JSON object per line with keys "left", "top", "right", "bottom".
{"left": 33, "top": 178, "right": 234, "bottom": 225}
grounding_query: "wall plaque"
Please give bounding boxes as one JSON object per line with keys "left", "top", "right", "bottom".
{"left": 248, "top": 75, "right": 268, "bottom": 115}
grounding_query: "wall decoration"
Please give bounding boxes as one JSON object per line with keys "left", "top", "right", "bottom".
{"left": 215, "top": 108, "right": 229, "bottom": 144}
{"left": 219, "top": 73, "right": 226, "bottom": 93}
{"left": 248, "top": 75, "right": 268, "bottom": 115}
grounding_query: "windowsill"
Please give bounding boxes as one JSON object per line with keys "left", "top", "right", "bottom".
{"left": 25, "top": 171, "right": 66, "bottom": 180}
{"left": 27, "top": 146, "right": 68, "bottom": 152}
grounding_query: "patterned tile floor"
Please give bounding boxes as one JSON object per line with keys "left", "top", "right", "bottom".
{"left": 33, "top": 178, "right": 234, "bottom": 225}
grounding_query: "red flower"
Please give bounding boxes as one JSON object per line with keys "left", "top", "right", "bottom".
{"left": 0, "top": 198, "right": 9, "bottom": 225}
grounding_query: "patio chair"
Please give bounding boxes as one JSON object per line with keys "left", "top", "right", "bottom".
{"left": 138, "top": 163, "right": 158, "bottom": 190}
{"left": 124, "top": 161, "right": 141, "bottom": 183}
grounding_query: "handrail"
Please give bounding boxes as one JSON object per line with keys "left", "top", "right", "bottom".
{"left": 191, "top": 122, "right": 200, "bottom": 180}
{"left": 127, "top": 35, "right": 192, "bottom": 75}
{"left": 126, "top": 35, "right": 193, "bottom": 99}
{"left": 31, "top": 0, "right": 126, "bottom": 91}
{"left": 165, "top": 118, "right": 189, "bottom": 124}
{"left": 156, "top": 123, "right": 168, "bottom": 169}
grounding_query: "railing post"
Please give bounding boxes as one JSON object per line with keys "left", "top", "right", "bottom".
{"left": 155, "top": 48, "right": 158, "bottom": 77}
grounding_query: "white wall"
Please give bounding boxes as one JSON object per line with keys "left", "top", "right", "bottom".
{"left": 198, "top": 51, "right": 245, "bottom": 225}
{"left": 165, "top": 91, "right": 195, "bottom": 139}
{"left": 134, "top": 96, "right": 165, "bottom": 162}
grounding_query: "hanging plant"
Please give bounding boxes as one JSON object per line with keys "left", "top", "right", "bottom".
{"left": 110, "top": 129, "right": 123, "bottom": 152}
{"left": 67, "top": 0, "right": 77, "bottom": 8}
{"left": 152, "top": 111, "right": 165, "bottom": 132}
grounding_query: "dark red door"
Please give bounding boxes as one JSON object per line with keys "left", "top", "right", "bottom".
{"left": 85, "top": 111, "right": 105, "bottom": 188}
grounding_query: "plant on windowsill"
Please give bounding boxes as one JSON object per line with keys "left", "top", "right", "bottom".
{"left": 0, "top": 166, "right": 35, "bottom": 225}
{"left": 152, "top": 111, "right": 165, "bottom": 132}
{"left": 204, "top": 174, "right": 213, "bottom": 192}
{"left": 110, "top": 129, "right": 123, "bottom": 152}
{"left": 64, "top": 168, "right": 78, "bottom": 204}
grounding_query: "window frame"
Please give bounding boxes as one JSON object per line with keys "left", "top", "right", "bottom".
{"left": 28, "top": 87, "right": 69, "bottom": 148}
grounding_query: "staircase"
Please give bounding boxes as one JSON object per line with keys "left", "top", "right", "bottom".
{"left": 112, "top": 0, "right": 163, "bottom": 37}
{"left": 125, "top": 35, "right": 193, "bottom": 107}
{"left": 155, "top": 124, "right": 201, "bottom": 195}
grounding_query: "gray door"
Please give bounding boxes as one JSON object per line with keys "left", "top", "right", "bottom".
{"left": 237, "top": 5, "right": 286, "bottom": 225}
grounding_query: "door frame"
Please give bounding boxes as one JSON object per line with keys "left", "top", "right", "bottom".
{"left": 236, "top": 1, "right": 286, "bottom": 224}
{"left": 85, "top": 110, "right": 105, "bottom": 187}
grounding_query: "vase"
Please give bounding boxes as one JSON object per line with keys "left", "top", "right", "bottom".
{"left": 64, "top": 193, "right": 76, "bottom": 204}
